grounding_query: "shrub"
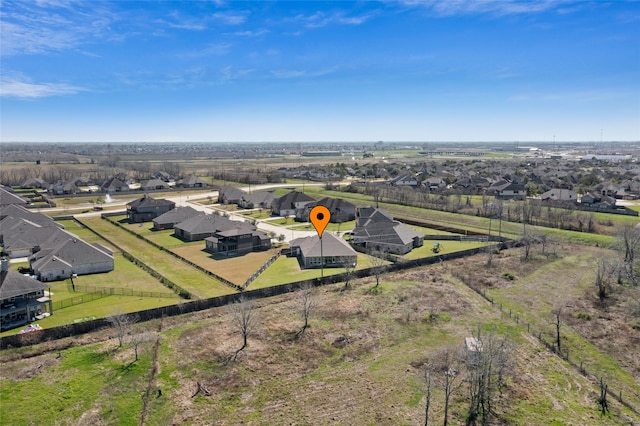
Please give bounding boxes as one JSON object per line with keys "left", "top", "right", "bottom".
{"left": 503, "top": 272, "right": 516, "bottom": 281}
{"left": 572, "top": 311, "right": 592, "bottom": 321}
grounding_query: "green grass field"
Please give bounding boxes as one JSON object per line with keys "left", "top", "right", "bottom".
{"left": 79, "top": 217, "right": 237, "bottom": 299}
{"left": 401, "top": 240, "right": 488, "bottom": 260}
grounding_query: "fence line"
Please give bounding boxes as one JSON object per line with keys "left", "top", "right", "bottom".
{"left": 103, "top": 215, "right": 242, "bottom": 292}
{"left": 68, "top": 283, "right": 176, "bottom": 299}
{"left": 452, "top": 270, "right": 640, "bottom": 417}
{"left": 74, "top": 217, "right": 194, "bottom": 299}
{"left": 52, "top": 291, "right": 110, "bottom": 311}
{"left": 243, "top": 252, "right": 281, "bottom": 289}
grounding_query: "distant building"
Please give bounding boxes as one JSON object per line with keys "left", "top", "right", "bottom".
{"left": 238, "top": 191, "right": 276, "bottom": 209}
{"left": 541, "top": 188, "right": 577, "bottom": 202}
{"left": 218, "top": 185, "right": 246, "bottom": 205}
{"left": 178, "top": 175, "right": 209, "bottom": 188}
{"left": 296, "top": 197, "right": 356, "bottom": 223}
{"left": 100, "top": 177, "right": 129, "bottom": 193}
{"left": 389, "top": 175, "right": 419, "bottom": 187}
{"left": 271, "top": 191, "right": 315, "bottom": 217}
{"left": 488, "top": 181, "right": 526, "bottom": 200}
{"left": 140, "top": 179, "right": 171, "bottom": 191}
{"left": 126, "top": 195, "right": 175, "bottom": 223}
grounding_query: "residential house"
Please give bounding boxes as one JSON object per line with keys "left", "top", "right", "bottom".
{"left": 178, "top": 175, "right": 209, "bottom": 188}
{"left": 271, "top": 191, "right": 315, "bottom": 217}
{"left": 0, "top": 260, "right": 53, "bottom": 331}
{"left": 100, "top": 177, "right": 130, "bottom": 193}
{"left": 218, "top": 185, "right": 246, "bottom": 204}
{"left": 141, "top": 179, "right": 171, "bottom": 191}
{"left": 289, "top": 232, "right": 357, "bottom": 269}
{"left": 295, "top": 197, "right": 356, "bottom": 223}
{"left": 1, "top": 218, "right": 67, "bottom": 258}
{"left": 390, "top": 175, "right": 419, "bottom": 186}
{"left": 126, "top": 195, "right": 175, "bottom": 223}
{"left": 205, "top": 227, "right": 271, "bottom": 255}
{"left": 422, "top": 177, "right": 447, "bottom": 192}
{"left": 152, "top": 171, "right": 175, "bottom": 183}
{"left": 30, "top": 238, "right": 114, "bottom": 282}
{"left": 238, "top": 191, "right": 276, "bottom": 209}
{"left": 152, "top": 206, "right": 200, "bottom": 230}
{"left": 21, "top": 177, "right": 49, "bottom": 189}
{"left": 488, "top": 181, "right": 527, "bottom": 200}
{"left": 0, "top": 185, "right": 29, "bottom": 206}
{"left": 352, "top": 207, "right": 424, "bottom": 255}
{"left": 541, "top": 188, "right": 578, "bottom": 202}
{"left": 174, "top": 214, "right": 263, "bottom": 243}
{"left": 580, "top": 192, "right": 617, "bottom": 208}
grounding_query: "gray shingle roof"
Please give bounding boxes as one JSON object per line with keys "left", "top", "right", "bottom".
{"left": 0, "top": 270, "right": 49, "bottom": 300}
{"left": 152, "top": 206, "right": 200, "bottom": 226}
{"left": 290, "top": 232, "right": 357, "bottom": 258}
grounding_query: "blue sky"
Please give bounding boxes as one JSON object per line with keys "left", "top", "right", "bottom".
{"left": 1, "top": 0, "right": 639, "bottom": 143}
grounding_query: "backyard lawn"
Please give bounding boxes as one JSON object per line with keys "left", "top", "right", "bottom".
{"left": 171, "top": 246, "right": 281, "bottom": 286}
{"left": 78, "top": 217, "right": 237, "bottom": 299}
{"left": 248, "top": 252, "right": 388, "bottom": 290}
{"left": 401, "top": 240, "right": 489, "bottom": 260}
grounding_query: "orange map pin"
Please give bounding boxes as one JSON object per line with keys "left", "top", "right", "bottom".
{"left": 310, "top": 205, "right": 331, "bottom": 238}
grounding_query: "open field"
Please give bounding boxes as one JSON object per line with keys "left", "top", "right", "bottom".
{"left": 1, "top": 254, "right": 637, "bottom": 425}
{"left": 401, "top": 240, "right": 488, "bottom": 260}
{"left": 452, "top": 244, "right": 640, "bottom": 408}
{"left": 79, "top": 217, "right": 236, "bottom": 299}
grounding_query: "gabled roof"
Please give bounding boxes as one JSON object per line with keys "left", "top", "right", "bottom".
{"left": 175, "top": 214, "right": 254, "bottom": 235}
{"left": 273, "top": 191, "right": 315, "bottom": 211}
{"left": 178, "top": 175, "right": 208, "bottom": 186}
{"left": 127, "top": 195, "right": 175, "bottom": 210}
{"left": 290, "top": 232, "right": 357, "bottom": 258}
{"left": 152, "top": 206, "right": 200, "bottom": 226}
{"left": 219, "top": 185, "right": 246, "bottom": 201}
{"left": 0, "top": 269, "right": 49, "bottom": 300}
{"left": 31, "top": 237, "right": 114, "bottom": 271}
{"left": 0, "top": 204, "right": 58, "bottom": 227}
{"left": 353, "top": 207, "right": 422, "bottom": 246}
{"left": 21, "top": 177, "right": 49, "bottom": 188}
{"left": 1, "top": 220, "right": 67, "bottom": 251}
{"left": 0, "top": 185, "right": 29, "bottom": 206}
{"left": 101, "top": 177, "right": 128, "bottom": 190}
{"left": 141, "top": 179, "right": 171, "bottom": 189}
{"left": 355, "top": 207, "right": 394, "bottom": 227}
{"left": 240, "top": 191, "right": 276, "bottom": 206}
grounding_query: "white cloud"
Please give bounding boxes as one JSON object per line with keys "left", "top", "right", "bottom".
{"left": 289, "top": 11, "right": 375, "bottom": 29}
{"left": 1, "top": 77, "right": 84, "bottom": 98}
{"left": 212, "top": 11, "right": 248, "bottom": 25}
{"left": 0, "top": 1, "right": 115, "bottom": 55}
{"left": 271, "top": 67, "right": 338, "bottom": 79}
{"left": 401, "top": 0, "right": 572, "bottom": 17}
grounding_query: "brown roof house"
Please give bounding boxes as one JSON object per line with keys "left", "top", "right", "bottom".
{"left": 0, "top": 260, "right": 53, "bottom": 331}
{"left": 126, "top": 195, "right": 175, "bottom": 223}
{"left": 352, "top": 207, "right": 424, "bottom": 255}
{"left": 218, "top": 185, "right": 246, "bottom": 205}
{"left": 290, "top": 232, "right": 357, "bottom": 269}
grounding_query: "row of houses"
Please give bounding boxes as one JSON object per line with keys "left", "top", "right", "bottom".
{"left": 126, "top": 196, "right": 271, "bottom": 255}
{"left": 23, "top": 173, "right": 209, "bottom": 195}
{"left": 218, "top": 186, "right": 358, "bottom": 222}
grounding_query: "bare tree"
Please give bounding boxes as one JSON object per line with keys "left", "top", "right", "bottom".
{"left": 595, "top": 257, "right": 618, "bottom": 302}
{"left": 342, "top": 261, "right": 356, "bottom": 290}
{"left": 297, "top": 283, "right": 319, "bottom": 337}
{"left": 465, "top": 327, "right": 512, "bottom": 425}
{"left": 424, "top": 364, "right": 432, "bottom": 426}
{"left": 107, "top": 310, "right": 138, "bottom": 348}
{"left": 228, "top": 296, "right": 259, "bottom": 361}
{"left": 616, "top": 224, "right": 640, "bottom": 286}
{"left": 550, "top": 304, "right": 564, "bottom": 354}
{"left": 433, "top": 344, "right": 464, "bottom": 426}
{"left": 368, "top": 247, "right": 388, "bottom": 288}
{"left": 597, "top": 376, "right": 609, "bottom": 414}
